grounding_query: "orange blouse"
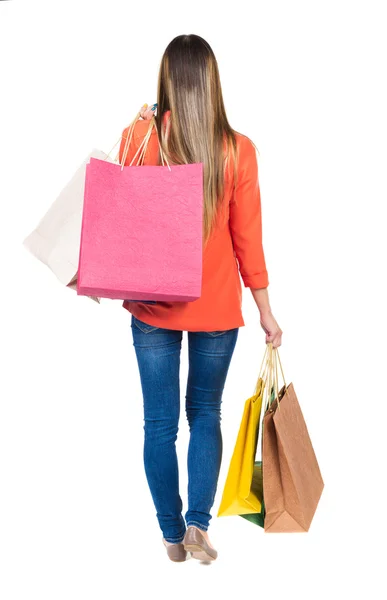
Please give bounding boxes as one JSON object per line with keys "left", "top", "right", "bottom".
{"left": 118, "top": 110, "right": 269, "bottom": 332}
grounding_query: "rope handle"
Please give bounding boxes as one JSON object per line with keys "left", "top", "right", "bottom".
{"left": 252, "top": 342, "right": 273, "bottom": 408}
{"left": 252, "top": 343, "right": 287, "bottom": 471}
{"left": 102, "top": 108, "right": 172, "bottom": 171}
{"left": 253, "top": 342, "right": 287, "bottom": 413}
{"left": 265, "top": 343, "right": 277, "bottom": 412}
{"left": 266, "top": 344, "right": 287, "bottom": 413}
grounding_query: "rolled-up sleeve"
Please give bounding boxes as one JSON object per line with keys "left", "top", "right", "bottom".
{"left": 229, "top": 136, "right": 269, "bottom": 289}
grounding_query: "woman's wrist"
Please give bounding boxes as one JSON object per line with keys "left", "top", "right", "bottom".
{"left": 250, "top": 287, "right": 272, "bottom": 315}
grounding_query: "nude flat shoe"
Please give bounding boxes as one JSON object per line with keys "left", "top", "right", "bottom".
{"left": 183, "top": 526, "right": 218, "bottom": 561}
{"left": 162, "top": 538, "right": 187, "bottom": 562}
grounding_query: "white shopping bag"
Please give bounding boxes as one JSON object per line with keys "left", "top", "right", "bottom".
{"left": 23, "top": 149, "right": 111, "bottom": 303}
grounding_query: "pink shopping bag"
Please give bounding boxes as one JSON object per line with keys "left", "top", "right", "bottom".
{"left": 77, "top": 121, "right": 203, "bottom": 301}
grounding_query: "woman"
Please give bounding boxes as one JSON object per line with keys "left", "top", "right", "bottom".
{"left": 119, "top": 34, "right": 282, "bottom": 563}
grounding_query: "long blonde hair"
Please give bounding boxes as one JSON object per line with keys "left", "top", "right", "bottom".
{"left": 154, "top": 34, "right": 242, "bottom": 248}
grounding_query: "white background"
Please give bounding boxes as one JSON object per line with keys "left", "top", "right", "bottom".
{"left": 1, "top": 0, "right": 386, "bottom": 598}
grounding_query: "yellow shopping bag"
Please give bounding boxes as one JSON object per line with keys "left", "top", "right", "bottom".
{"left": 217, "top": 345, "right": 273, "bottom": 517}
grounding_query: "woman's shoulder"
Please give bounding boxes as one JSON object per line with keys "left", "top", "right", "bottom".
{"left": 234, "top": 131, "right": 258, "bottom": 154}
{"left": 226, "top": 131, "right": 259, "bottom": 175}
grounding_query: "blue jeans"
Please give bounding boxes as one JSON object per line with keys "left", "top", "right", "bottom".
{"left": 130, "top": 314, "right": 239, "bottom": 543}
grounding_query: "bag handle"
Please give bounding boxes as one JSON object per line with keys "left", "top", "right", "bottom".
{"left": 119, "top": 110, "right": 171, "bottom": 170}
{"left": 253, "top": 342, "right": 276, "bottom": 410}
{"left": 102, "top": 112, "right": 142, "bottom": 164}
{"left": 265, "top": 343, "right": 278, "bottom": 412}
{"left": 254, "top": 342, "right": 271, "bottom": 396}
{"left": 254, "top": 342, "right": 287, "bottom": 412}
{"left": 102, "top": 109, "right": 172, "bottom": 171}
{"left": 266, "top": 344, "right": 287, "bottom": 413}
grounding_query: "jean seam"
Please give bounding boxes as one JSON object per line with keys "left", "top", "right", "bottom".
{"left": 164, "top": 533, "right": 186, "bottom": 543}
{"left": 186, "top": 520, "right": 209, "bottom": 531}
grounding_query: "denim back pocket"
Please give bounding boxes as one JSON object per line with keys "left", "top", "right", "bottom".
{"left": 131, "top": 315, "right": 160, "bottom": 334}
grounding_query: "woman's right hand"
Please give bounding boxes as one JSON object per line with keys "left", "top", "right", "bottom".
{"left": 260, "top": 310, "right": 283, "bottom": 348}
{"left": 139, "top": 103, "right": 157, "bottom": 120}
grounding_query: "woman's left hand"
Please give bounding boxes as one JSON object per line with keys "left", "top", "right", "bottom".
{"left": 139, "top": 103, "right": 157, "bottom": 120}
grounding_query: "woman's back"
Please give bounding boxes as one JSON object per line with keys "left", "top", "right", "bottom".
{"left": 118, "top": 109, "right": 269, "bottom": 332}
{"left": 117, "top": 34, "right": 281, "bottom": 562}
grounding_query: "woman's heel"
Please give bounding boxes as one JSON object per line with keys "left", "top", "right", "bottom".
{"left": 183, "top": 526, "right": 218, "bottom": 561}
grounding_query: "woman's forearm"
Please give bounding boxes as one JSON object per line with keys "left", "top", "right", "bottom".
{"left": 250, "top": 286, "right": 282, "bottom": 346}
{"left": 250, "top": 287, "right": 272, "bottom": 315}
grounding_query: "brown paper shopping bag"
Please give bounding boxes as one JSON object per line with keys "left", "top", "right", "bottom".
{"left": 262, "top": 346, "right": 324, "bottom": 532}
